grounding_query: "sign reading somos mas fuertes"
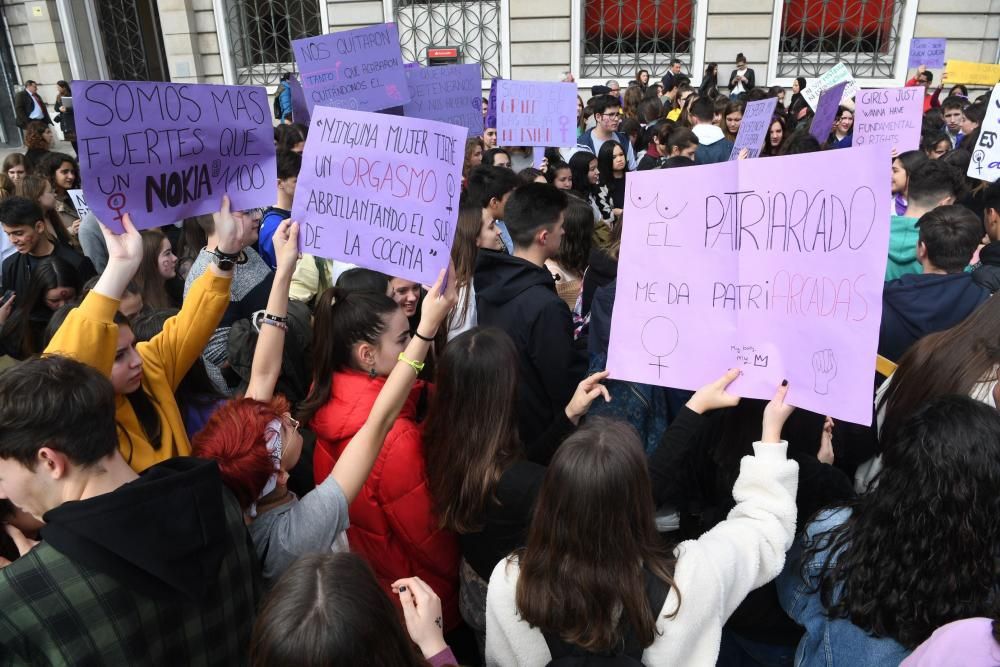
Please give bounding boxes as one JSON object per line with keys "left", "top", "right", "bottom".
{"left": 607, "top": 146, "right": 890, "bottom": 425}
{"left": 292, "top": 106, "right": 467, "bottom": 285}
{"left": 72, "top": 80, "right": 276, "bottom": 232}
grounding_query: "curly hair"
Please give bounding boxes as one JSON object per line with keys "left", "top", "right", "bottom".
{"left": 192, "top": 394, "right": 290, "bottom": 510}
{"left": 23, "top": 121, "right": 50, "bottom": 151}
{"left": 807, "top": 395, "right": 1000, "bottom": 649}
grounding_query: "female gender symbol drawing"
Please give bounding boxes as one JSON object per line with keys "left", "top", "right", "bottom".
{"left": 641, "top": 316, "right": 679, "bottom": 378}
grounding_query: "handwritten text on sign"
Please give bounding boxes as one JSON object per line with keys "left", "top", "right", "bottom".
{"left": 291, "top": 107, "right": 466, "bottom": 284}
{"left": 607, "top": 146, "right": 891, "bottom": 425}
{"left": 729, "top": 97, "right": 778, "bottom": 160}
{"left": 496, "top": 80, "right": 577, "bottom": 147}
{"left": 293, "top": 23, "right": 410, "bottom": 114}
{"left": 802, "top": 63, "right": 857, "bottom": 110}
{"left": 72, "top": 80, "right": 276, "bottom": 232}
{"left": 908, "top": 38, "right": 946, "bottom": 69}
{"left": 968, "top": 83, "right": 1000, "bottom": 183}
{"left": 403, "top": 63, "right": 483, "bottom": 137}
{"left": 854, "top": 87, "right": 922, "bottom": 153}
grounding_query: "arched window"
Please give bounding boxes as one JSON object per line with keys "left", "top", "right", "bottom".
{"left": 776, "top": 0, "right": 906, "bottom": 79}
{"left": 391, "top": 0, "right": 504, "bottom": 78}
{"left": 581, "top": 0, "right": 697, "bottom": 79}
{"left": 224, "top": 0, "right": 322, "bottom": 85}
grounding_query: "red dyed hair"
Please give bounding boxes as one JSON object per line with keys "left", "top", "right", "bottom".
{"left": 192, "top": 394, "right": 290, "bottom": 510}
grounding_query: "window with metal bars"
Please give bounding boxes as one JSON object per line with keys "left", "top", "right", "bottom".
{"left": 224, "top": 0, "right": 323, "bottom": 85}
{"left": 581, "top": 0, "right": 696, "bottom": 79}
{"left": 392, "top": 0, "right": 503, "bottom": 78}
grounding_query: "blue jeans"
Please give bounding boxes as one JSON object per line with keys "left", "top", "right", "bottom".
{"left": 717, "top": 629, "right": 795, "bottom": 667}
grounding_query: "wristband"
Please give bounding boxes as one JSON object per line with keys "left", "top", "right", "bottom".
{"left": 263, "top": 312, "right": 288, "bottom": 324}
{"left": 397, "top": 352, "right": 425, "bottom": 376}
{"left": 262, "top": 319, "right": 288, "bottom": 331}
{"left": 413, "top": 329, "right": 435, "bottom": 342}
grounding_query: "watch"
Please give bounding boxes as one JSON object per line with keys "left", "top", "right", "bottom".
{"left": 210, "top": 248, "right": 240, "bottom": 271}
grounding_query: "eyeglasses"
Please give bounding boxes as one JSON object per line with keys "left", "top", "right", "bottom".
{"left": 597, "top": 113, "right": 621, "bottom": 122}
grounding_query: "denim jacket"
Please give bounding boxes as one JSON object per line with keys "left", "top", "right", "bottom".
{"left": 776, "top": 508, "right": 911, "bottom": 666}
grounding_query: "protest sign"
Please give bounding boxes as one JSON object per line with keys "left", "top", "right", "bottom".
{"left": 289, "top": 74, "right": 310, "bottom": 124}
{"left": 72, "top": 80, "right": 276, "bottom": 232}
{"left": 729, "top": 97, "right": 778, "bottom": 160}
{"left": 801, "top": 63, "right": 858, "bottom": 110}
{"left": 968, "top": 83, "right": 1000, "bottom": 183}
{"left": 808, "top": 81, "right": 849, "bottom": 144}
{"left": 908, "top": 38, "right": 946, "bottom": 69}
{"left": 67, "top": 189, "right": 90, "bottom": 219}
{"left": 496, "top": 80, "right": 577, "bottom": 147}
{"left": 291, "top": 106, "right": 466, "bottom": 285}
{"left": 945, "top": 60, "right": 1000, "bottom": 86}
{"left": 606, "top": 146, "right": 890, "bottom": 425}
{"left": 293, "top": 23, "right": 409, "bottom": 114}
{"left": 403, "top": 63, "right": 483, "bottom": 136}
{"left": 485, "top": 78, "right": 498, "bottom": 130}
{"left": 853, "top": 87, "right": 922, "bottom": 153}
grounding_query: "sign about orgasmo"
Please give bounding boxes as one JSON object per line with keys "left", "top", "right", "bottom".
{"left": 72, "top": 80, "right": 276, "bottom": 232}
{"left": 292, "top": 106, "right": 467, "bottom": 284}
{"left": 607, "top": 146, "right": 891, "bottom": 425}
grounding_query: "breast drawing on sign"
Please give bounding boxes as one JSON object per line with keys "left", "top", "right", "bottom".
{"left": 641, "top": 316, "right": 679, "bottom": 378}
{"left": 629, "top": 183, "right": 688, "bottom": 248}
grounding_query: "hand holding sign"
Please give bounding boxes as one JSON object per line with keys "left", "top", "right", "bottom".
{"left": 213, "top": 194, "right": 249, "bottom": 256}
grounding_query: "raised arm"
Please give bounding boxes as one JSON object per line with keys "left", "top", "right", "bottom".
{"left": 244, "top": 220, "right": 299, "bottom": 401}
{"left": 331, "top": 266, "right": 458, "bottom": 503}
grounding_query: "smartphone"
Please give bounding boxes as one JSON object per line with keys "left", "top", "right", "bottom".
{"left": 0, "top": 290, "right": 13, "bottom": 308}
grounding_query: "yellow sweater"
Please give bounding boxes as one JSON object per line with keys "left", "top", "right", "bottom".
{"left": 45, "top": 270, "right": 232, "bottom": 471}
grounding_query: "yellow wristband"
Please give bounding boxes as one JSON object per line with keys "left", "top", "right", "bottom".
{"left": 398, "top": 352, "right": 425, "bottom": 376}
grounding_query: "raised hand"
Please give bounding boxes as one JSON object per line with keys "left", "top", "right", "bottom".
{"left": 686, "top": 368, "right": 742, "bottom": 414}
{"left": 392, "top": 576, "right": 448, "bottom": 659}
{"left": 212, "top": 194, "right": 248, "bottom": 255}
{"left": 272, "top": 220, "right": 301, "bottom": 274}
{"left": 565, "top": 370, "right": 611, "bottom": 424}
{"left": 818, "top": 416, "right": 835, "bottom": 464}
{"left": 762, "top": 381, "right": 795, "bottom": 443}
{"left": 415, "top": 262, "right": 458, "bottom": 339}
{"left": 99, "top": 212, "right": 143, "bottom": 271}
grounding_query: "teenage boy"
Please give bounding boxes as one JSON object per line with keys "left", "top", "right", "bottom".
{"left": 475, "top": 183, "right": 587, "bottom": 443}
{"left": 661, "top": 60, "right": 684, "bottom": 93}
{"left": 879, "top": 205, "right": 989, "bottom": 361}
{"left": 0, "top": 196, "right": 95, "bottom": 295}
{"left": 574, "top": 95, "right": 638, "bottom": 171}
{"left": 259, "top": 150, "right": 301, "bottom": 269}
{"left": 940, "top": 96, "right": 966, "bottom": 148}
{"left": 466, "top": 165, "right": 519, "bottom": 254}
{"left": 905, "top": 65, "right": 937, "bottom": 112}
{"left": 0, "top": 355, "right": 257, "bottom": 663}
{"left": 886, "top": 160, "right": 962, "bottom": 280}
{"left": 689, "top": 97, "right": 734, "bottom": 165}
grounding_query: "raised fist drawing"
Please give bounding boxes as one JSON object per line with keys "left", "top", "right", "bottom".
{"left": 812, "top": 349, "right": 837, "bottom": 395}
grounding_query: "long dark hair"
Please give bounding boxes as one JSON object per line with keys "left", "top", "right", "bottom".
{"left": 877, "top": 296, "right": 1000, "bottom": 450}
{"left": 568, "top": 151, "right": 598, "bottom": 197}
{"left": 250, "top": 552, "right": 428, "bottom": 667}
{"left": 807, "top": 396, "right": 1000, "bottom": 649}
{"left": 554, "top": 198, "right": 594, "bottom": 277}
{"left": 424, "top": 327, "right": 522, "bottom": 533}
{"left": 1, "top": 255, "right": 79, "bottom": 357}
{"left": 136, "top": 229, "right": 173, "bottom": 309}
{"left": 596, "top": 139, "right": 625, "bottom": 188}
{"left": 297, "top": 288, "right": 399, "bottom": 425}
{"left": 448, "top": 203, "right": 485, "bottom": 333}
{"left": 515, "top": 418, "right": 679, "bottom": 652}
{"left": 761, "top": 116, "right": 787, "bottom": 157}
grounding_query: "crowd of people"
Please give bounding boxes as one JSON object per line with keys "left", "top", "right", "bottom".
{"left": 0, "top": 53, "right": 997, "bottom": 667}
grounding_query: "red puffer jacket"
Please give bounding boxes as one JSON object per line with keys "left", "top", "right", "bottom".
{"left": 310, "top": 369, "right": 460, "bottom": 629}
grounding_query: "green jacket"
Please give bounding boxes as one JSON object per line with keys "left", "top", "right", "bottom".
{"left": 0, "top": 458, "right": 259, "bottom": 666}
{"left": 886, "top": 214, "right": 921, "bottom": 281}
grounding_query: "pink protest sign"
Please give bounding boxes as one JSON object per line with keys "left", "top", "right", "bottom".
{"left": 809, "top": 80, "right": 849, "bottom": 144}
{"left": 496, "top": 80, "right": 577, "bottom": 147}
{"left": 73, "top": 80, "right": 276, "bottom": 232}
{"left": 607, "top": 146, "right": 891, "bottom": 425}
{"left": 729, "top": 97, "right": 779, "bottom": 160}
{"left": 854, "top": 87, "right": 922, "bottom": 153}
{"left": 293, "top": 24, "right": 410, "bottom": 114}
{"left": 291, "top": 106, "right": 466, "bottom": 285}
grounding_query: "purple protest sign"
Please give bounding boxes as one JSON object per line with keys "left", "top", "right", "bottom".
{"left": 485, "top": 78, "right": 498, "bottom": 130}
{"left": 908, "top": 38, "right": 946, "bottom": 69}
{"left": 854, "top": 87, "right": 922, "bottom": 153}
{"left": 289, "top": 74, "right": 310, "bottom": 124}
{"left": 291, "top": 106, "right": 466, "bottom": 284}
{"left": 729, "top": 97, "right": 778, "bottom": 160}
{"left": 809, "top": 81, "right": 849, "bottom": 144}
{"left": 496, "top": 80, "right": 577, "bottom": 148}
{"left": 293, "top": 23, "right": 410, "bottom": 114}
{"left": 403, "top": 63, "right": 483, "bottom": 137}
{"left": 72, "top": 80, "right": 276, "bottom": 232}
{"left": 607, "top": 146, "right": 890, "bottom": 425}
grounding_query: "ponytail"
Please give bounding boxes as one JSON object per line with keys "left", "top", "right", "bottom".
{"left": 296, "top": 286, "right": 399, "bottom": 425}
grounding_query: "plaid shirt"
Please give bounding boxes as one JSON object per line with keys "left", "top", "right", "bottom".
{"left": 0, "top": 489, "right": 258, "bottom": 666}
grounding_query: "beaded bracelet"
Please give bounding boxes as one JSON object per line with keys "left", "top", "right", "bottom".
{"left": 397, "top": 352, "right": 425, "bottom": 376}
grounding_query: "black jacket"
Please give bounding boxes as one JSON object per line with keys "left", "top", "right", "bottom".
{"left": 581, "top": 248, "right": 618, "bottom": 319}
{"left": 475, "top": 249, "right": 587, "bottom": 444}
{"left": 972, "top": 243, "right": 1000, "bottom": 293}
{"left": 1, "top": 243, "right": 96, "bottom": 295}
{"left": 727, "top": 67, "right": 756, "bottom": 93}
{"left": 879, "top": 272, "right": 989, "bottom": 362}
{"left": 13, "top": 89, "right": 52, "bottom": 129}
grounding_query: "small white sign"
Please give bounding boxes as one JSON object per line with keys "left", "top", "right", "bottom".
{"left": 801, "top": 63, "right": 858, "bottom": 111}
{"left": 67, "top": 189, "right": 90, "bottom": 219}
{"left": 968, "top": 83, "right": 1000, "bottom": 184}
